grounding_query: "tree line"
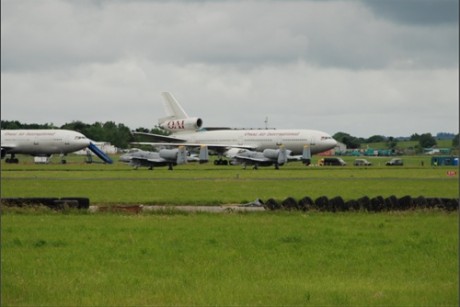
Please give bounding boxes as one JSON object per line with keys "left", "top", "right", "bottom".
{"left": 1, "top": 120, "right": 458, "bottom": 150}
{"left": 332, "top": 132, "right": 459, "bottom": 151}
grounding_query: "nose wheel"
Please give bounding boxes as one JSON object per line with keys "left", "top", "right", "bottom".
{"left": 60, "top": 154, "right": 67, "bottom": 164}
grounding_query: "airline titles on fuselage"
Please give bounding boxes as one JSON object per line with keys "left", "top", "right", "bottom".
{"left": 243, "top": 131, "right": 301, "bottom": 137}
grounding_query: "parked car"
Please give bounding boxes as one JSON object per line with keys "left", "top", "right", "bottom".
{"left": 386, "top": 158, "right": 403, "bottom": 166}
{"left": 353, "top": 159, "right": 372, "bottom": 166}
{"left": 319, "top": 157, "right": 346, "bottom": 166}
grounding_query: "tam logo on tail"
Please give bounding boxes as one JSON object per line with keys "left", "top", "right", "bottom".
{"left": 159, "top": 92, "right": 203, "bottom": 133}
{"left": 166, "top": 120, "right": 185, "bottom": 130}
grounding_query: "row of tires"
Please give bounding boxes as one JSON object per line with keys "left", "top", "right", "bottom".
{"left": 1, "top": 197, "right": 90, "bottom": 209}
{"left": 262, "top": 195, "right": 459, "bottom": 212}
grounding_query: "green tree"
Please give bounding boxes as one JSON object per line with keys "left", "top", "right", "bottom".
{"left": 60, "top": 121, "right": 90, "bottom": 134}
{"left": 386, "top": 137, "right": 398, "bottom": 150}
{"left": 366, "top": 135, "right": 386, "bottom": 143}
{"left": 1, "top": 120, "right": 23, "bottom": 129}
{"left": 452, "top": 134, "right": 459, "bottom": 148}
{"left": 410, "top": 133, "right": 421, "bottom": 141}
{"left": 419, "top": 133, "right": 437, "bottom": 148}
{"left": 333, "top": 132, "right": 361, "bottom": 149}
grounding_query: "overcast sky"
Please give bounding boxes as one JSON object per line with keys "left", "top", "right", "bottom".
{"left": 1, "top": 0, "right": 458, "bottom": 138}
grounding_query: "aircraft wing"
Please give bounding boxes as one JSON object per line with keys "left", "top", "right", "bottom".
{"left": 129, "top": 157, "right": 160, "bottom": 167}
{"left": 132, "top": 131, "right": 187, "bottom": 143}
{"left": 286, "top": 155, "right": 303, "bottom": 161}
{"left": 130, "top": 142, "right": 256, "bottom": 154}
{"left": 132, "top": 131, "right": 256, "bottom": 151}
{"left": 234, "top": 155, "right": 269, "bottom": 163}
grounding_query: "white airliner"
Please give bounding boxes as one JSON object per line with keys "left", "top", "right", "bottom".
{"left": 1, "top": 129, "right": 113, "bottom": 164}
{"left": 133, "top": 92, "right": 337, "bottom": 165}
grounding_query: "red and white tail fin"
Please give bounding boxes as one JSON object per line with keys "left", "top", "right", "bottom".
{"left": 158, "top": 92, "right": 203, "bottom": 133}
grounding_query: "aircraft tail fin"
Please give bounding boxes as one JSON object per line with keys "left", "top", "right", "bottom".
{"left": 158, "top": 92, "right": 203, "bottom": 133}
{"left": 160, "top": 92, "right": 189, "bottom": 121}
{"left": 302, "top": 145, "right": 312, "bottom": 165}
{"left": 199, "top": 145, "right": 209, "bottom": 164}
{"left": 176, "top": 146, "right": 187, "bottom": 165}
{"left": 278, "top": 145, "right": 288, "bottom": 165}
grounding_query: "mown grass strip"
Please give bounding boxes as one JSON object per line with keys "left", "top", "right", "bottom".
{"left": 1, "top": 158, "right": 458, "bottom": 205}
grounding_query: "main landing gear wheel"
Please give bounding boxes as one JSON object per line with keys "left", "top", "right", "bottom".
{"left": 214, "top": 159, "right": 229, "bottom": 165}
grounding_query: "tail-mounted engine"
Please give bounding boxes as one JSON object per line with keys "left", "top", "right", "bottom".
{"left": 159, "top": 117, "right": 203, "bottom": 133}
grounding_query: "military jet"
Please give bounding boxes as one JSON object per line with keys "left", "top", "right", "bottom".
{"left": 229, "top": 145, "right": 312, "bottom": 170}
{"left": 119, "top": 145, "right": 208, "bottom": 170}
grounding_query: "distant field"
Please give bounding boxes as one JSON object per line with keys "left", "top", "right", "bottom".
{"left": 1, "top": 154, "right": 458, "bottom": 205}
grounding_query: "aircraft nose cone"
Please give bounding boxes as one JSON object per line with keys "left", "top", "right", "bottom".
{"left": 330, "top": 138, "right": 338, "bottom": 147}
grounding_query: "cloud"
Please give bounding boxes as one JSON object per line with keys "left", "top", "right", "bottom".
{"left": 1, "top": 0, "right": 458, "bottom": 137}
{"left": 362, "top": 0, "right": 459, "bottom": 25}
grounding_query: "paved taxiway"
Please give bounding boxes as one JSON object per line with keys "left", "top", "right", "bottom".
{"left": 89, "top": 205, "right": 265, "bottom": 213}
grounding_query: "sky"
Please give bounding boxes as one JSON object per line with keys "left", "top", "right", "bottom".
{"left": 1, "top": 0, "right": 458, "bottom": 138}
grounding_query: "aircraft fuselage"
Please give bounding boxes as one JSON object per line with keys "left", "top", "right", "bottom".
{"left": 169, "top": 129, "right": 336, "bottom": 155}
{"left": 1, "top": 129, "right": 91, "bottom": 156}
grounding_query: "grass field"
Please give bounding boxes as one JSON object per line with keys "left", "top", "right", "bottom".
{"left": 1, "top": 154, "right": 458, "bottom": 205}
{"left": 1, "top": 155, "right": 459, "bottom": 306}
{"left": 1, "top": 210, "right": 458, "bottom": 306}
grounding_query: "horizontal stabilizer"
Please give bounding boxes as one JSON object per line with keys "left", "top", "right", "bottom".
{"left": 88, "top": 143, "right": 113, "bottom": 164}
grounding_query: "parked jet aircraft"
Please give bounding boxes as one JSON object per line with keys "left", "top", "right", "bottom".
{"left": 1, "top": 129, "right": 113, "bottom": 164}
{"left": 229, "top": 144, "right": 312, "bottom": 169}
{"left": 133, "top": 92, "right": 337, "bottom": 164}
{"left": 230, "top": 146, "right": 288, "bottom": 169}
{"left": 119, "top": 145, "right": 209, "bottom": 170}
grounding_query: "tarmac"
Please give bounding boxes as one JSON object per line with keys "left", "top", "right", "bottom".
{"left": 89, "top": 204, "right": 265, "bottom": 213}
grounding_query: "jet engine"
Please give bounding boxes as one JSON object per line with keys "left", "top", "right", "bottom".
{"left": 159, "top": 146, "right": 187, "bottom": 165}
{"left": 159, "top": 117, "right": 203, "bottom": 133}
{"left": 159, "top": 149, "right": 179, "bottom": 160}
{"left": 262, "top": 149, "right": 280, "bottom": 160}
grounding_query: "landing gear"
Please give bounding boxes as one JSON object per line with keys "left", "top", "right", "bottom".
{"left": 60, "top": 154, "right": 67, "bottom": 164}
{"left": 5, "top": 154, "right": 19, "bottom": 164}
{"left": 214, "top": 159, "right": 229, "bottom": 165}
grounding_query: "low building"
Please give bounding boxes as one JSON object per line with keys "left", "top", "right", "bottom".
{"left": 431, "top": 156, "right": 458, "bottom": 166}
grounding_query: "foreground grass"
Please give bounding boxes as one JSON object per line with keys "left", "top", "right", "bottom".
{"left": 1, "top": 210, "right": 458, "bottom": 306}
